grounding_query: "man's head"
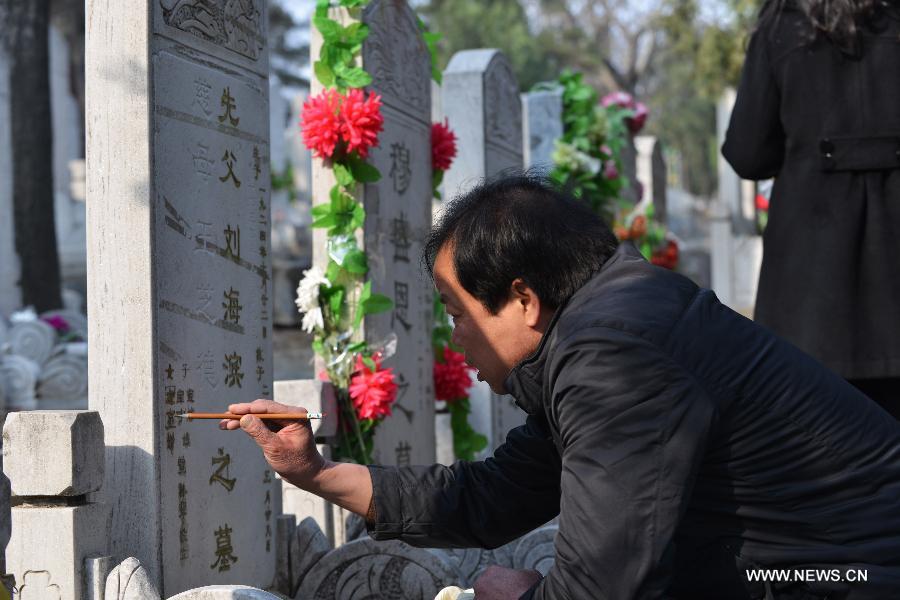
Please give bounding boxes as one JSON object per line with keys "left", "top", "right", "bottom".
{"left": 424, "top": 174, "right": 619, "bottom": 394}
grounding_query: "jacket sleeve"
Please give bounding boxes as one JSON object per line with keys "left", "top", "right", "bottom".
{"left": 366, "top": 414, "right": 561, "bottom": 549}
{"left": 722, "top": 27, "right": 786, "bottom": 180}
{"left": 527, "top": 327, "right": 717, "bottom": 600}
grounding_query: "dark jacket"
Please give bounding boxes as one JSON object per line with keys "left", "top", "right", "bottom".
{"left": 366, "top": 244, "right": 900, "bottom": 599}
{"left": 722, "top": 3, "right": 900, "bottom": 379}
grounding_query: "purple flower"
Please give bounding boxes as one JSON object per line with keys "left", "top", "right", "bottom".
{"left": 42, "top": 315, "right": 70, "bottom": 334}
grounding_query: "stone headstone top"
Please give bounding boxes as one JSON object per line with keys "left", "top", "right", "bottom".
{"left": 295, "top": 537, "right": 456, "bottom": 600}
{"left": 522, "top": 86, "right": 563, "bottom": 173}
{"left": 7, "top": 320, "right": 56, "bottom": 366}
{"left": 2, "top": 410, "right": 104, "bottom": 497}
{"left": 273, "top": 379, "right": 337, "bottom": 438}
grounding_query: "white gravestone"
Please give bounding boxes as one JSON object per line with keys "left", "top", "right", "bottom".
{"left": 310, "top": 0, "right": 435, "bottom": 467}
{"left": 441, "top": 49, "right": 525, "bottom": 457}
{"left": 522, "top": 87, "right": 563, "bottom": 173}
{"left": 634, "top": 136, "right": 668, "bottom": 224}
{"left": 86, "top": 0, "right": 278, "bottom": 593}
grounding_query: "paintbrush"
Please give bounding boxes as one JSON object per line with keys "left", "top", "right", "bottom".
{"left": 176, "top": 412, "right": 326, "bottom": 421}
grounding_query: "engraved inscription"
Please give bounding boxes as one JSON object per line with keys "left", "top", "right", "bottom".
{"left": 160, "top": 0, "right": 265, "bottom": 61}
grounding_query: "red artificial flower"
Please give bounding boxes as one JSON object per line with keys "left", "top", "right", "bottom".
{"left": 301, "top": 89, "right": 343, "bottom": 159}
{"left": 348, "top": 354, "right": 397, "bottom": 420}
{"left": 431, "top": 118, "right": 458, "bottom": 172}
{"left": 651, "top": 240, "right": 680, "bottom": 270}
{"left": 603, "top": 160, "right": 619, "bottom": 180}
{"left": 755, "top": 193, "right": 770, "bottom": 212}
{"left": 339, "top": 89, "right": 384, "bottom": 159}
{"left": 433, "top": 346, "right": 475, "bottom": 402}
{"left": 627, "top": 101, "right": 649, "bottom": 134}
{"left": 42, "top": 315, "right": 70, "bottom": 334}
{"left": 600, "top": 92, "right": 648, "bottom": 134}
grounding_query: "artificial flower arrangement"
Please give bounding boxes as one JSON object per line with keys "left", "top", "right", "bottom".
{"left": 543, "top": 71, "right": 679, "bottom": 270}
{"left": 296, "top": 0, "right": 399, "bottom": 465}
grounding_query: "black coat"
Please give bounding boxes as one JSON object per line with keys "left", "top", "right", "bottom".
{"left": 723, "top": 5, "right": 900, "bottom": 379}
{"left": 366, "top": 244, "right": 900, "bottom": 599}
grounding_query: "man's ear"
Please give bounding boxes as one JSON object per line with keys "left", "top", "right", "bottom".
{"left": 510, "top": 278, "right": 542, "bottom": 328}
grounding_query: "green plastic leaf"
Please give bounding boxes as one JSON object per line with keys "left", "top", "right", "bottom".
{"left": 362, "top": 356, "right": 376, "bottom": 371}
{"left": 343, "top": 22, "right": 369, "bottom": 45}
{"left": 329, "top": 287, "right": 345, "bottom": 316}
{"left": 350, "top": 202, "right": 366, "bottom": 230}
{"left": 353, "top": 281, "right": 373, "bottom": 329}
{"left": 312, "top": 213, "right": 337, "bottom": 228}
{"left": 340, "top": 0, "right": 367, "bottom": 7}
{"left": 361, "top": 292, "right": 393, "bottom": 315}
{"left": 313, "top": 16, "right": 343, "bottom": 42}
{"left": 333, "top": 162, "right": 354, "bottom": 187}
{"left": 311, "top": 203, "right": 332, "bottom": 218}
{"left": 330, "top": 185, "right": 354, "bottom": 212}
{"left": 337, "top": 66, "right": 372, "bottom": 89}
{"left": 347, "top": 155, "right": 381, "bottom": 182}
{"left": 313, "top": 60, "right": 335, "bottom": 87}
{"left": 315, "top": 0, "right": 329, "bottom": 18}
{"left": 343, "top": 249, "right": 368, "bottom": 274}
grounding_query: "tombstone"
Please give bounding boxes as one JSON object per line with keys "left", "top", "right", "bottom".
{"left": 295, "top": 537, "right": 456, "bottom": 600}
{"left": 428, "top": 546, "right": 513, "bottom": 589}
{"left": 521, "top": 86, "right": 563, "bottom": 173}
{"left": 310, "top": 0, "right": 435, "bottom": 467}
{"left": 634, "top": 136, "right": 668, "bottom": 224}
{"left": 441, "top": 49, "right": 525, "bottom": 457}
{"left": 287, "top": 517, "right": 332, "bottom": 597}
{"left": 0, "top": 438, "right": 10, "bottom": 587}
{"left": 85, "top": 0, "right": 278, "bottom": 593}
{"left": 510, "top": 524, "right": 558, "bottom": 575}
{"left": 0, "top": 46, "right": 20, "bottom": 318}
{"left": 0, "top": 354, "right": 40, "bottom": 411}
{"left": 50, "top": 23, "right": 88, "bottom": 292}
{"left": 7, "top": 320, "right": 56, "bottom": 366}
{"left": 4, "top": 411, "right": 110, "bottom": 600}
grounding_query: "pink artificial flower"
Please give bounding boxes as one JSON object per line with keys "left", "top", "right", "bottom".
{"left": 433, "top": 346, "right": 475, "bottom": 402}
{"left": 348, "top": 354, "right": 398, "bottom": 420}
{"left": 601, "top": 91, "right": 635, "bottom": 110}
{"left": 603, "top": 160, "right": 619, "bottom": 180}
{"left": 42, "top": 315, "right": 70, "bottom": 333}
{"left": 339, "top": 89, "right": 384, "bottom": 159}
{"left": 431, "top": 119, "right": 458, "bottom": 172}
{"left": 300, "top": 89, "right": 343, "bottom": 159}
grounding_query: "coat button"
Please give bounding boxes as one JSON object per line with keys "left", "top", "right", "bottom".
{"left": 819, "top": 139, "right": 834, "bottom": 157}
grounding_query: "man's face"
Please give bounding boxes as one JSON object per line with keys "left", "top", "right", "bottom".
{"left": 433, "top": 245, "right": 546, "bottom": 395}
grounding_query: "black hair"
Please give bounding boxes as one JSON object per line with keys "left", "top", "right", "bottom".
{"left": 423, "top": 173, "right": 619, "bottom": 314}
{"left": 760, "top": 0, "right": 900, "bottom": 55}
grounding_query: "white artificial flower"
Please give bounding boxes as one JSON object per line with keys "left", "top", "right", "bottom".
{"left": 294, "top": 266, "right": 330, "bottom": 314}
{"left": 301, "top": 306, "right": 325, "bottom": 334}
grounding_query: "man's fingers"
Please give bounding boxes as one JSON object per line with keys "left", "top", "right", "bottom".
{"left": 239, "top": 414, "right": 277, "bottom": 446}
{"left": 228, "top": 399, "right": 308, "bottom": 415}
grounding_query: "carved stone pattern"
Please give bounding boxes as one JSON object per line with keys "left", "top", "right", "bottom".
{"left": 296, "top": 538, "right": 456, "bottom": 600}
{"left": 37, "top": 354, "right": 89, "bottom": 400}
{"left": 0, "top": 354, "right": 40, "bottom": 410}
{"left": 160, "top": 0, "right": 264, "bottom": 61}
{"left": 428, "top": 546, "right": 513, "bottom": 588}
{"left": 511, "top": 525, "right": 558, "bottom": 576}
{"left": 7, "top": 320, "right": 56, "bottom": 365}
{"left": 290, "top": 517, "right": 332, "bottom": 597}
{"left": 362, "top": 0, "right": 429, "bottom": 116}
{"left": 17, "top": 570, "right": 61, "bottom": 600}
{"left": 484, "top": 57, "right": 522, "bottom": 151}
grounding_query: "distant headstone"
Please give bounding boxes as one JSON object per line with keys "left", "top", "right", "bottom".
{"left": 441, "top": 49, "right": 525, "bottom": 457}
{"left": 522, "top": 86, "right": 563, "bottom": 173}
{"left": 86, "top": 0, "right": 278, "bottom": 593}
{"left": 288, "top": 517, "right": 332, "bottom": 596}
{"left": 511, "top": 524, "right": 558, "bottom": 576}
{"left": 0, "top": 47, "right": 21, "bottom": 317}
{"left": 309, "top": 0, "right": 435, "bottom": 467}
{"left": 634, "top": 136, "right": 667, "bottom": 223}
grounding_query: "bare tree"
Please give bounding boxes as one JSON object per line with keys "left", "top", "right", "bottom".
{"left": 523, "top": 0, "right": 664, "bottom": 95}
{"left": 1, "top": 0, "right": 63, "bottom": 312}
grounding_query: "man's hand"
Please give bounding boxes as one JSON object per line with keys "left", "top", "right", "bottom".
{"left": 223, "top": 399, "right": 325, "bottom": 488}
{"left": 474, "top": 566, "right": 542, "bottom": 600}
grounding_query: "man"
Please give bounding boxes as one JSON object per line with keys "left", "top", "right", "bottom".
{"left": 226, "top": 176, "right": 900, "bottom": 599}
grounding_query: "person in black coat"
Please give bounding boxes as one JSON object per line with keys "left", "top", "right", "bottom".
{"left": 723, "top": 0, "right": 900, "bottom": 418}
{"left": 230, "top": 176, "right": 900, "bottom": 599}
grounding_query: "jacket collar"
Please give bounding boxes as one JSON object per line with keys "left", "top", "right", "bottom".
{"left": 503, "top": 242, "right": 635, "bottom": 415}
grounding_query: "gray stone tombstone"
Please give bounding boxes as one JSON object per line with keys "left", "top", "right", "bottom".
{"left": 635, "top": 136, "right": 668, "bottom": 224}
{"left": 0, "top": 47, "right": 20, "bottom": 318}
{"left": 511, "top": 524, "right": 558, "bottom": 576}
{"left": 428, "top": 546, "right": 513, "bottom": 589}
{"left": 4, "top": 411, "right": 110, "bottom": 600}
{"left": 86, "top": 0, "right": 278, "bottom": 593}
{"left": 310, "top": 0, "right": 435, "bottom": 467}
{"left": 441, "top": 49, "right": 525, "bottom": 457}
{"left": 522, "top": 86, "right": 563, "bottom": 173}
{"left": 295, "top": 537, "right": 456, "bottom": 600}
